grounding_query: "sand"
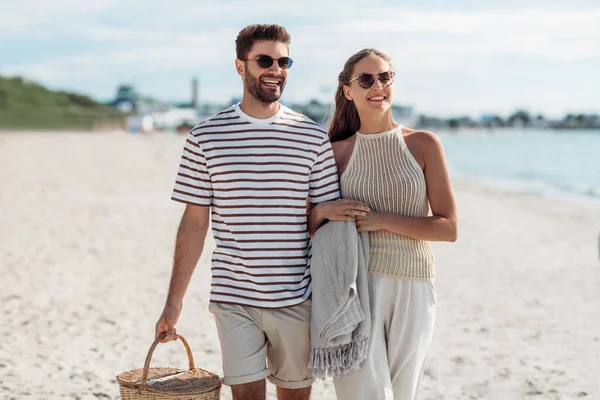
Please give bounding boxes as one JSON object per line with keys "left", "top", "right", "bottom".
{"left": 1, "top": 131, "right": 598, "bottom": 400}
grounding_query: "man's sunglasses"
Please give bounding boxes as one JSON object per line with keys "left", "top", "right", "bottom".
{"left": 241, "top": 55, "right": 294, "bottom": 69}
{"left": 347, "top": 71, "right": 395, "bottom": 89}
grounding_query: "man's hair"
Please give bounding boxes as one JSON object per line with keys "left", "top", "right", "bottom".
{"left": 235, "top": 24, "right": 291, "bottom": 60}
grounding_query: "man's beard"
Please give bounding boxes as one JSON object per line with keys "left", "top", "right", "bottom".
{"left": 244, "top": 70, "right": 285, "bottom": 104}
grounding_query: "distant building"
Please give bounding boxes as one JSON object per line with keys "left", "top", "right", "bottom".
{"left": 191, "top": 77, "right": 199, "bottom": 109}
{"left": 111, "top": 83, "right": 201, "bottom": 133}
{"left": 126, "top": 115, "right": 154, "bottom": 133}
{"left": 113, "top": 85, "right": 140, "bottom": 113}
{"left": 229, "top": 97, "right": 242, "bottom": 107}
{"left": 391, "top": 104, "right": 416, "bottom": 127}
{"left": 297, "top": 99, "right": 331, "bottom": 125}
{"left": 284, "top": 101, "right": 416, "bottom": 127}
{"left": 152, "top": 107, "right": 199, "bottom": 131}
{"left": 479, "top": 114, "right": 505, "bottom": 128}
{"left": 110, "top": 84, "right": 171, "bottom": 114}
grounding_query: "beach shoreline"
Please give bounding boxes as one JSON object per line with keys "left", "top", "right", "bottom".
{"left": 1, "top": 132, "right": 598, "bottom": 399}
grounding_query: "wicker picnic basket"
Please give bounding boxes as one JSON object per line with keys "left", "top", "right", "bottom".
{"left": 116, "top": 333, "right": 221, "bottom": 400}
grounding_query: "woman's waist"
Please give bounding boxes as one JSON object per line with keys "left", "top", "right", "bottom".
{"left": 368, "top": 231, "right": 433, "bottom": 254}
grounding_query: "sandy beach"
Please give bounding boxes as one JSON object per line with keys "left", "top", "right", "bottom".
{"left": 1, "top": 131, "right": 598, "bottom": 400}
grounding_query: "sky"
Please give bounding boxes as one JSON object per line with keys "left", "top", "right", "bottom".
{"left": 1, "top": 0, "right": 599, "bottom": 118}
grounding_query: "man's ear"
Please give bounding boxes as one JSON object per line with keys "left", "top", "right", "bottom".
{"left": 235, "top": 59, "right": 245, "bottom": 77}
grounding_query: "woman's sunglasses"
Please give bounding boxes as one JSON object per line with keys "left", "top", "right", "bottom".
{"left": 241, "top": 55, "right": 294, "bottom": 69}
{"left": 347, "top": 71, "right": 395, "bottom": 89}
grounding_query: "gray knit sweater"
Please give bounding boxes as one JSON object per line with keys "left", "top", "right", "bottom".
{"left": 308, "top": 221, "right": 370, "bottom": 379}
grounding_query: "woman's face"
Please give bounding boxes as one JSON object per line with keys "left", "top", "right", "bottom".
{"left": 344, "top": 55, "right": 394, "bottom": 116}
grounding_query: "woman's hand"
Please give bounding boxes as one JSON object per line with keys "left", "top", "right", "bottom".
{"left": 314, "top": 199, "right": 371, "bottom": 222}
{"left": 355, "top": 212, "right": 386, "bottom": 232}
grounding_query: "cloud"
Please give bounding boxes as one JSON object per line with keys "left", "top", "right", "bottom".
{"left": 1, "top": 1, "right": 599, "bottom": 115}
{"left": 0, "top": 0, "right": 119, "bottom": 28}
{"left": 330, "top": 10, "right": 600, "bottom": 61}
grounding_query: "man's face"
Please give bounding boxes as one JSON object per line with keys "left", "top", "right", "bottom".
{"left": 238, "top": 40, "right": 289, "bottom": 104}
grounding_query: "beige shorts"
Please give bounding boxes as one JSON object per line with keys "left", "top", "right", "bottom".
{"left": 208, "top": 300, "right": 314, "bottom": 389}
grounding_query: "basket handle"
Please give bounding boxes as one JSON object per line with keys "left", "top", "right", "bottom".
{"left": 141, "top": 332, "right": 196, "bottom": 386}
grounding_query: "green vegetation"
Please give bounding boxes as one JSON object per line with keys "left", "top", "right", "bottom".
{"left": 0, "top": 75, "right": 126, "bottom": 130}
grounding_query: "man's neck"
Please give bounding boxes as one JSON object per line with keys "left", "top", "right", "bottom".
{"left": 239, "top": 94, "right": 280, "bottom": 120}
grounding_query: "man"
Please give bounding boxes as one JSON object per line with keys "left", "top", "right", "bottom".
{"left": 155, "top": 24, "right": 340, "bottom": 400}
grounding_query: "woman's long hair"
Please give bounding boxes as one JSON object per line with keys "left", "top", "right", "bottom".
{"left": 328, "top": 48, "right": 394, "bottom": 143}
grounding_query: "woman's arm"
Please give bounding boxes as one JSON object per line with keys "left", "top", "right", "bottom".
{"left": 307, "top": 199, "right": 371, "bottom": 239}
{"left": 355, "top": 131, "right": 458, "bottom": 242}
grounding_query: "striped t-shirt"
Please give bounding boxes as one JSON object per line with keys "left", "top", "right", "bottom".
{"left": 171, "top": 103, "right": 340, "bottom": 308}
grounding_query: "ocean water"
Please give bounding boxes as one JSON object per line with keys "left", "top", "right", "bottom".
{"left": 437, "top": 129, "right": 600, "bottom": 201}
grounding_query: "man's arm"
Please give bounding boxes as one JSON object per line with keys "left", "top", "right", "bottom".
{"left": 306, "top": 137, "right": 370, "bottom": 239}
{"left": 155, "top": 204, "right": 210, "bottom": 342}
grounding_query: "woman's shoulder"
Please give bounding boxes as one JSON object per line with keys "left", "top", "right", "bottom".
{"left": 401, "top": 126, "right": 437, "bottom": 141}
{"left": 331, "top": 135, "right": 357, "bottom": 175}
{"left": 400, "top": 127, "right": 445, "bottom": 167}
{"left": 401, "top": 127, "right": 442, "bottom": 150}
{"left": 331, "top": 134, "right": 357, "bottom": 153}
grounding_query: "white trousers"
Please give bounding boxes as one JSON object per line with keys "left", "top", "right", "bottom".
{"left": 333, "top": 274, "right": 437, "bottom": 400}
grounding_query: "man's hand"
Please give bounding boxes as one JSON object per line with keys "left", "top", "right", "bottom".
{"left": 155, "top": 303, "right": 182, "bottom": 343}
{"left": 355, "top": 212, "right": 386, "bottom": 232}
{"left": 314, "top": 199, "right": 371, "bottom": 222}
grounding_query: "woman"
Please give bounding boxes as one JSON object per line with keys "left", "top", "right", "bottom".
{"left": 308, "top": 49, "right": 457, "bottom": 399}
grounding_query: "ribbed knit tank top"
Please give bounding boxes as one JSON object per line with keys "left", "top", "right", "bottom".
{"left": 341, "top": 127, "right": 435, "bottom": 280}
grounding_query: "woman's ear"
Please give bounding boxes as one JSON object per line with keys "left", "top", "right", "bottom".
{"left": 344, "top": 86, "right": 353, "bottom": 101}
